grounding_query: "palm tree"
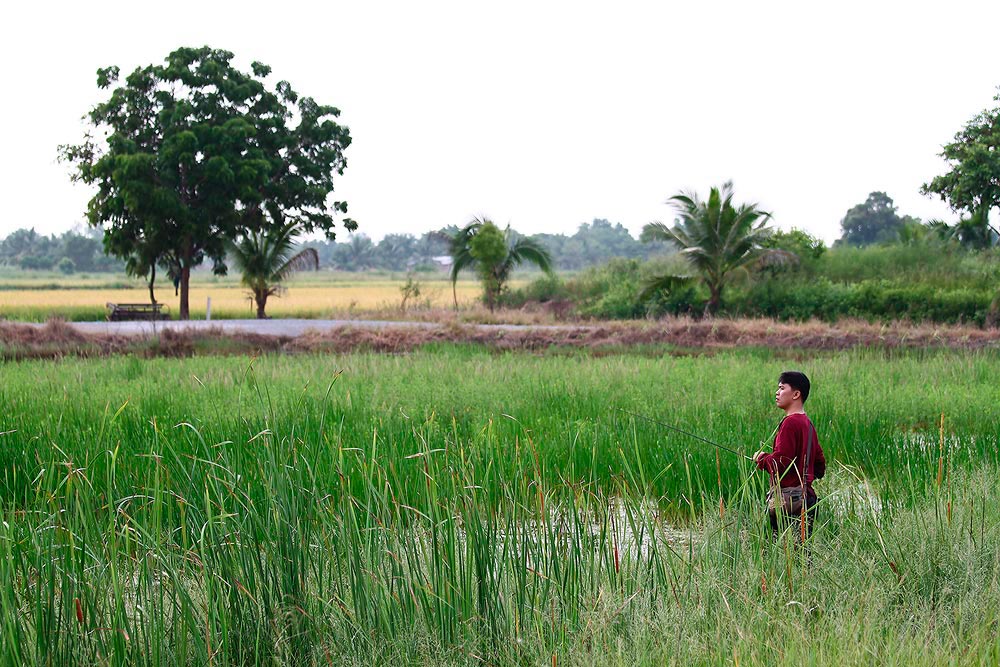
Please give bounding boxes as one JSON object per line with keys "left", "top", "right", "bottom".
{"left": 930, "top": 209, "right": 1000, "bottom": 249}
{"left": 228, "top": 222, "right": 319, "bottom": 319}
{"left": 448, "top": 217, "right": 554, "bottom": 311}
{"left": 641, "top": 182, "right": 777, "bottom": 316}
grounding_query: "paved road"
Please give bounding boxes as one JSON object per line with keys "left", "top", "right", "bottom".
{"left": 48, "top": 319, "right": 582, "bottom": 337}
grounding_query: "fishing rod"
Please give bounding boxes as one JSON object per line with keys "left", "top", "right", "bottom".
{"left": 617, "top": 408, "right": 754, "bottom": 461}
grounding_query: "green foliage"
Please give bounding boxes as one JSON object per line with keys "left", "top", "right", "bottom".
{"left": 642, "top": 181, "right": 774, "bottom": 314}
{"left": 761, "top": 228, "right": 826, "bottom": 273}
{"left": 922, "top": 86, "right": 1000, "bottom": 243}
{"left": 227, "top": 221, "right": 319, "bottom": 318}
{"left": 60, "top": 46, "right": 354, "bottom": 319}
{"left": 468, "top": 221, "right": 508, "bottom": 310}
{"left": 0, "top": 227, "right": 121, "bottom": 273}
{"left": 507, "top": 272, "right": 567, "bottom": 304}
{"left": 565, "top": 258, "right": 645, "bottom": 319}
{"left": 816, "top": 243, "right": 1000, "bottom": 289}
{"left": 837, "top": 191, "right": 905, "bottom": 246}
{"left": 930, "top": 209, "right": 999, "bottom": 250}
{"left": 544, "top": 241, "right": 1000, "bottom": 325}
{"left": 399, "top": 274, "right": 423, "bottom": 310}
{"left": 731, "top": 278, "right": 992, "bottom": 325}
{"left": 56, "top": 257, "right": 76, "bottom": 275}
{"left": 558, "top": 258, "right": 702, "bottom": 319}
{"left": 3, "top": 350, "right": 1000, "bottom": 663}
{"left": 304, "top": 220, "right": 667, "bottom": 273}
{"left": 448, "top": 218, "right": 554, "bottom": 311}
{"left": 531, "top": 218, "right": 669, "bottom": 270}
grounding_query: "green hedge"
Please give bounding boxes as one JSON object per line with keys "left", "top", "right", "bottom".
{"left": 729, "top": 279, "right": 992, "bottom": 326}
{"left": 514, "top": 267, "right": 996, "bottom": 325}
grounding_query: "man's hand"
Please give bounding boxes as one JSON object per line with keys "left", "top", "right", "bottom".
{"left": 753, "top": 451, "right": 767, "bottom": 464}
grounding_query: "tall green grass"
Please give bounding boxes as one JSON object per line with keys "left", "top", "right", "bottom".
{"left": 1, "top": 347, "right": 999, "bottom": 664}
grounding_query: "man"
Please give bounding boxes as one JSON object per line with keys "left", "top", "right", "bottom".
{"left": 753, "top": 370, "right": 826, "bottom": 540}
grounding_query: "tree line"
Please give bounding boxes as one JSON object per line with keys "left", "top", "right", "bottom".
{"left": 0, "top": 218, "right": 667, "bottom": 276}
{"left": 15, "top": 43, "right": 1000, "bottom": 322}
{"left": 0, "top": 227, "right": 122, "bottom": 273}
{"left": 300, "top": 219, "right": 667, "bottom": 272}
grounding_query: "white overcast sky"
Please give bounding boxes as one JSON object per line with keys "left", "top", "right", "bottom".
{"left": 3, "top": 0, "right": 999, "bottom": 244}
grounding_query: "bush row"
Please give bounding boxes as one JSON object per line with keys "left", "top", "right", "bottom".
{"left": 730, "top": 279, "right": 994, "bottom": 326}
{"left": 507, "top": 263, "right": 997, "bottom": 326}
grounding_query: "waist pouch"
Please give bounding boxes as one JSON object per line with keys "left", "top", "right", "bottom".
{"left": 767, "top": 486, "right": 816, "bottom": 516}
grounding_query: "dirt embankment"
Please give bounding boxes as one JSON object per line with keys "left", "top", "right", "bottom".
{"left": 2, "top": 317, "right": 1000, "bottom": 360}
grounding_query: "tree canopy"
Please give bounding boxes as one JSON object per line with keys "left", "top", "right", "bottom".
{"left": 837, "top": 192, "right": 904, "bottom": 246}
{"left": 60, "top": 46, "right": 354, "bottom": 318}
{"left": 922, "top": 88, "right": 1000, "bottom": 246}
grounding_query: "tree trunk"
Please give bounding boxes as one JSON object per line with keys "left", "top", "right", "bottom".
{"left": 147, "top": 263, "right": 157, "bottom": 305}
{"left": 704, "top": 284, "right": 721, "bottom": 317}
{"left": 255, "top": 291, "right": 268, "bottom": 319}
{"left": 179, "top": 265, "right": 191, "bottom": 320}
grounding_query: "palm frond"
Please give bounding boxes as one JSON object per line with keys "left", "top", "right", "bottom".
{"left": 505, "top": 236, "right": 553, "bottom": 274}
{"left": 640, "top": 221, "right": 678, "bottom": 245}
{"left": 448, "top": 219, "right": 484, "bottom": 284}
{"left": 274, "top": 246, "right": 319, "bottom": 282}
{"left": 638, "top": 273, "right": 694, "bottom": 302}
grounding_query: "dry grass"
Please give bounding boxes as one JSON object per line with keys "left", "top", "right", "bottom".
{"left": 3, "top": 315, "right": 1000, "bottom": 361}
{"left": 0, "top": 282, "right": 487, "bottom": 317}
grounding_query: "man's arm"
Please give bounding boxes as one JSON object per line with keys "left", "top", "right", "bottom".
{"left": 755, "top": 420, "right": 801, "bottom": 475}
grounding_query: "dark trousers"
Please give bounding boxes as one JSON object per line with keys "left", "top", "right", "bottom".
{"left": 768, "top": 488, "right": 818, "bottom": 540}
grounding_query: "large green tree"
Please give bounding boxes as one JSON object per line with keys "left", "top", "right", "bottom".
{"left": 837, "top": 192, "right": 903, "bottom": 246}
{"left": 641, "top": 182, "right": 775, "bottom": 315}
{"left": 448, "top": 218, "right": 554, "bottom": 311}
{"left": 922, "top": 89, "right": 1000, "bottom": 248}
{"left": 61, "top": 46, "right": 354, "bottom": 319}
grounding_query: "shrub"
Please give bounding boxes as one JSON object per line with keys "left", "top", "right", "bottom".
{"left": 731, "top": 279, "right": 992, "bottom": 326}
{"left": 567, "top": 258, "right": 646, "bottom": 319}
{"left": 501, "top": 273, "right": 569, "bottom": 308}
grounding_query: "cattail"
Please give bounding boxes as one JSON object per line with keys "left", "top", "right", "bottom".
{"left": 75, "top": 598, "right": 83, "bottom": 625}
{"left": 936, "top": 413, "right": 945, "bottom": 488}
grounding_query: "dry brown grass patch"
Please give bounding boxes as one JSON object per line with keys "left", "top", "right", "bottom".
{"left": 2, "top": 316, "right": 1000, "bottom": 361}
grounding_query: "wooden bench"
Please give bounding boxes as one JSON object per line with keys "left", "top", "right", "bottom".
{"left": 106, "top": 302, "right": 170, "bottom": 321}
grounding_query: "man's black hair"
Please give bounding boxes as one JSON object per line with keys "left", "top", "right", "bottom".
{"left": 779, "top": 370, "right": 810, "bottom": 403}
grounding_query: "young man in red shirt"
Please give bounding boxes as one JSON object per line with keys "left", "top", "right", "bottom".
{"left": 753, "top": 371, "right": 826, "bottom": 539}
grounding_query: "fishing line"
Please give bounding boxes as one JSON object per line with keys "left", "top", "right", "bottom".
{"left": 617, "top": 408, "right": 753, "bottom": 460}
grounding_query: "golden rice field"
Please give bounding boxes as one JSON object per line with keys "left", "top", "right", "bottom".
{"left": 0, "top": 275, "right": 517, "bottom": 321}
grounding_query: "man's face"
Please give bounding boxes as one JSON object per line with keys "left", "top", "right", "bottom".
{"left": 775, "top": 382, "right": 799, "bottom": 410}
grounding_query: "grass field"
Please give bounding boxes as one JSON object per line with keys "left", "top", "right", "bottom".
{"left": 2, "top": 347, "right": 999, "bottom": 664}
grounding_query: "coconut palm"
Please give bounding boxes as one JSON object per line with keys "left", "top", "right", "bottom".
{"left": 228, "top": 222, "right": 319, "bottom": 319}
{"left": 448, "top": 217, "right": 554, "bottom": 311}
{"left": 930, "top": 209, "right": 1000, "bottom": 249}
{"left": 641, "top": 182, "right": 778, "bottom": 316}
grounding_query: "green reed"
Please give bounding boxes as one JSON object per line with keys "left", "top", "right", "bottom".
{"left": 1, "top": 347, "right": 999, "bottom": 664}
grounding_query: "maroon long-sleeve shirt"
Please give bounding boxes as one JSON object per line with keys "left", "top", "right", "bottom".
{"left": 756, "top": 413, "right": 826, "bottom": 489}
